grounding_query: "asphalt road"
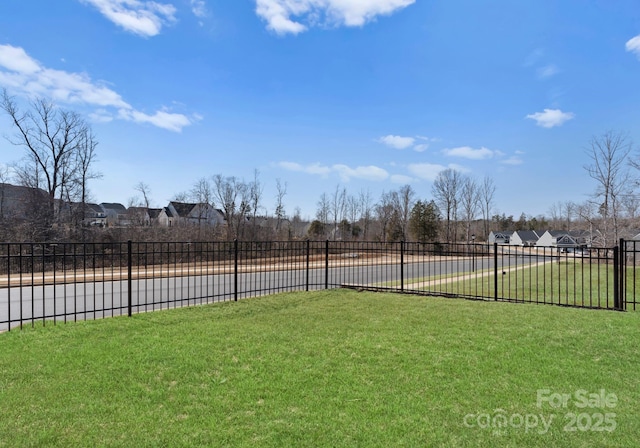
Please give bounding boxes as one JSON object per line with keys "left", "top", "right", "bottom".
{"left": 0, "top": 254, "right": 529, "bottom": 331}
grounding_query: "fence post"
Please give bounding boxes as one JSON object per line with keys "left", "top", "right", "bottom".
{"left": 234, "top": 239, "right": 238, "bottom": 302}
{"left": 6, "top": 244, "right": 10, "bottom": 331}
{"left": 127, "top": 240, "right": 132, "bottom": 317}
{"left": 325, "top": 240, "right": 329, "bottom": 289}
{"left": 613, "top": 245, "right": 620, "bottom": 310}
{"left": 52, "top": 244, "right": 57, "bottom": 324}
{"left": 494, "top": 243, "right": 498, "bottom": 301}
{"left": 305, "top": 239, "right": 310, "bottom": 291}
{"left": 400, "top": 241, "right": 404, "bottom": 292}
{"left": 620, "top": 238, "right": 626, "bottom": 311}
{"left": 617, "top": 238, "right": 626, "bottom": 310}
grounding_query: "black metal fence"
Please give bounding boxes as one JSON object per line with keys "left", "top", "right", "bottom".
{"left": 1, "top": 239, "right": 637, "bottom": 331}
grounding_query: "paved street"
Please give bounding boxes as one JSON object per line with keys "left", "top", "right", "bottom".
{"left": 0, "top": 255, "right": 528, "bottom": 331}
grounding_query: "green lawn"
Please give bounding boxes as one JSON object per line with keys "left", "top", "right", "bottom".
{"left": 411, "top": 261, "right": 640, "bottom": 309}
{"left": 1, "top": 290, "right": 638, "bottom": 447}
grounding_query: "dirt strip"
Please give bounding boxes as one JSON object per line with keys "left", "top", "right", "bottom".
{"left": 403, "top": 260, "right": 551, "bottom": 289}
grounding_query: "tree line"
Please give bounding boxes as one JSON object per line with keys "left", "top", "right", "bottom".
{"left": 1, "top": 91, "right": 638, "bottom": 246}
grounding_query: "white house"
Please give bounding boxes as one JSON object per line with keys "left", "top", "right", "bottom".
{"left": 158, "top": 202, "right": 225, "bottom": 227}
{"left": 509, "top": 230, "right": 541, "bottom": 247}
{"left": 488, "top": 231, "right": 513, "bottom": 245}
{"left": 537, "top": 230, "right": 592, "bottom": 251}
{"left": 100, "top": 203, "right": 128, "bottom": 227}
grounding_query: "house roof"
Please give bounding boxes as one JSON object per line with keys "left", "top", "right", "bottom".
{"left": 514, "top": 230, "right": 540, "bottom": 242}
{"left": 170, "top": 201, "right": 197, "bottom": 217}
{"left": 162, "top": 206, "right": 174, "bottom": 218}
{"left": 127, "top": 206, "right": 148, "bottom": 214}
{"left": 100, "top": 202, "right": 127, "bottom": 212}
{"left": 492, "top": 231, "right": 514, "bottom": 237}
{"left": 148, "top": 208, "right": 162, "bottom": 219}
{"left": 547, "top": 229, "right": 590, "bottom": 238}
{"left": 0, "top": 183, "right": 48, "bottom": 201}
{"left": 85, "top": 203, "right": 104, "bottom": 214}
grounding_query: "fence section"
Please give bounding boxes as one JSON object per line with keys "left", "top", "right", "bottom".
{"left": 0, "top": 240, "right": 635, "bottom": 331}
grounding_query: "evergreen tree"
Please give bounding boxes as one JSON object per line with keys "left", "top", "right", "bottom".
{"left": 409, "top": 200, "right": 440, "bottom": 242}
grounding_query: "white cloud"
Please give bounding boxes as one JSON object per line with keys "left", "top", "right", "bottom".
{"left": 390, "top": 174, "right": 414, "bottom": 184}
{"left": 378, "top": 134, "right": 415, "bottom": 149}
{"left": 0, "top": 45, "right": 40, "bottom": 74}
{"left": 413, "top": 143, "right": 429, "bottom": 152}
{"left": 119, "top": 108, "right": 199, "bottom": 132}
{"left": 526, "top": 108, "right": 574, "bottom": 128}
{"left": 626, "top": 35, "right": 640, "bottom": 58}
{"left": 448, "top": 163, "right": 471, "bottom": 173}
{"left": 407, "top": 163, "right": 447, "bottom": 181}
{"left": 80, "top": 0, "right": 177, "bottom": 37}
{"left": 88, "top": 109, "right": 115, "bottom": 123}
{"left": 255, "top": 0, "right": 415, "bottom": 35}
{"left": 442, "top": 146, "right": 496, "bottom": 160}
{"left": 407, "top": 163, "right": 471, "bottom": 181}
{"left": 537, "top": 64, "right": 559, "bottom": 79}
{"left": 333, "top": 164, "right": 388, "bottom": 181}
{"left": 277, "top": 161, "right": 388, "bottom": 181}
{"left": 0, "top": 44, "right": 194, "bottom": 132}
{"left": 190, "top": 0, "right": 207, "bottom": 18}
{"left": 501, "top": 156, "right": 523, "bottom": 166}
{"left": 378, "top": 134, "right": 436, "bottom": 151}
{"left": 277, "top": 161, "right": 331, "bottom": 176}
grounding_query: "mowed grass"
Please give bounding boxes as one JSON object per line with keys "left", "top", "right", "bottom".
{"left": 1, "top": 290, "right": 639, "bottom": 447}
{"left": 416, "top": 261, "right": 640, "bottom": 309}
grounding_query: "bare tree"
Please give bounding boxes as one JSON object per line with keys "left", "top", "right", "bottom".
{"left": 330, "top": 185, "right": 347, "bottom": 240}
{"left": 547, "top": 201, "right": 563, "bottom": 229}
{"left": 75, "top": 130, "right": 101, "bottom": 222}
{"left": 345, "top": 194, "right": 361, "bottom": 240}
{"left": 392, "top": 184, "right": 415, "bottom": 241}
{"left": 316, "top": 192, "right": 330, "bottom": 230}
{"left": 432, "top": 168, "right": 462, "bottom": 242}
{"left": 247, "top": 170, "right": 264, "bottom": 240}
{"left": 584, "top": 131, "right": 633, "bottom": 246}
{"left": 563, "top": 201, "right": 575, "bottom": 231}
{"left": 274, "top": 178, "right": 287, "bottom": 235}
{"left": 375, "top": 191, "right": 397, "bottom": 243}
{"left": 187, "top": 177, "right": 216, "bottom": 235}
{"left": 1, "top": 90, "right": 97, "bottom": 236}
{"left": 460, "top": 176, "right": 480, "bottom": 242}
{"left": 479, "top": 176, "right": 495, "bottom": 239}
{"left": 172, "top": 191, "right": 190, "bottom": 202}
{"left": 212, "top": 174, "right": 248, "bottom": 240}
{"left": 135, "top": 182, "right": 153, "bottom": 209}
{"left": 357, "top": 189, "right": 374, "bottom": 239}
{"left": 622, "top": 194, "right": 640, "bottom": 222}
{"left": 575, "top": 201, "right": 602, "bottom": 246}
{"left": 547, "top": 200, "right": 575, "bottom": 230}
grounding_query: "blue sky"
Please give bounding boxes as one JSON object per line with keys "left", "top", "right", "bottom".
{"left": 1, "top": 0, "right": 640, "bottom": 220}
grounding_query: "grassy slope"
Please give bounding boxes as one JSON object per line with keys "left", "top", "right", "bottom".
{"left": 0, "top": 290, "right": 638, "bottom": 447}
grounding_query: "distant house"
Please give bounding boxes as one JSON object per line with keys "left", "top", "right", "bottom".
{"left": 82, "top": 203, "right": 107, "bottom": 227}
{"left": 537, "top": 230, "right": 592, "bottom": 251}
{"left": 100, "top": 203, "right": 128, "bottom": 227}
{"left": 488, "top": 231, "right": 513, "bottom": 245}
{"left": 157, "top": 207, "right": 174, "bottom": 227}
{"left": 158, "top": 202, "right": 225, "bottom": 227}
{"left": 126, "top": 207, "right": 151, "bottom": 226}
{"left": 0, "top": 183, "right": 48, "bottom": 220}
{"left": 148, "top": 208, "right": 162, "bottom": 226}
{"left": 509, "top": 230, "right": 541, "bottom": 247}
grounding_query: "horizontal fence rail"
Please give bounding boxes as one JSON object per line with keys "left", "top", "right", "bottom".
{"left": 0, "top": 239, "right": 636, "bottom": 331}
